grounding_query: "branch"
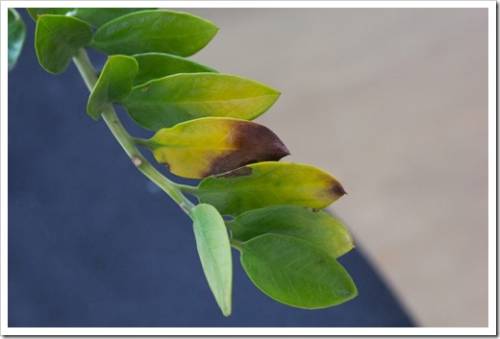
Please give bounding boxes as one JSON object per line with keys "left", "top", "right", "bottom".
{"left": 72, "top": 48, "right": 195, "bottom": 214}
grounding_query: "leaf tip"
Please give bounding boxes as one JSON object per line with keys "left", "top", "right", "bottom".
{"left": 330, "top": 181, "right": 347, "bottom": 198}
{"left": 221, "top": 304, "right": 232, "bottom": 317}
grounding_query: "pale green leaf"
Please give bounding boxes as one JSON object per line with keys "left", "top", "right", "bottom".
{"left": 8, "top": 9, "right": 26, "bottom": 71}
{"left": 191, "top": 204, "right": 233, "bottom": 316}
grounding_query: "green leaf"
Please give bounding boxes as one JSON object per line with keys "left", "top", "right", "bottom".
{"left": 230, "top": 205, "right": 354, "bottom": 258}
{"left": 8, "top": 9, "right": 26, "bottom": 71}
{"left": 194, "top": 162, "right": 346, "bottom": 215}
{"left": 27, "top": 8, "right": 72, "bottom": 20}
{"left": 133, "top": 53, "right": 216, "bottom": 86}
{"left": 145, "top": 117, "right": 289, "bottom": 179}
{"left": 28, "top": 8, "right": 151, "bottom": 27}
{"left": 123, "top": 73, "right": 280, "bottom": 130}
{"left": 35, "top": 15, "right": 92, "bottom": 74}
{"left": 191, "top": 204, "right": 233, "bottom": 317}
{"left": 90, "top": 10, "right": 218, "bottom": 57}
{"left": 240, "top": 233, "right": 357, "bottom": 309}
{"left": 87, "top": 55, "right": 139, "bottom": 120}
{"left": 71, "top": 8, "right": 151, "bottom": 27}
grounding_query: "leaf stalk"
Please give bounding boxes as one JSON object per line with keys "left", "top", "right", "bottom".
{"left": 72, "top": 48, "right": 195, "bottom": 214}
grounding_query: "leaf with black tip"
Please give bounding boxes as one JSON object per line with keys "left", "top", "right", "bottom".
{"left": 230, "top": 205, "right": 354, "bottom": 258}
{"left": 90, "top": 10, "right": 218, "bottom": 56}
{"left": 133, "top": 53, "right": 216, "bottom": 85}
{"left": 8, "top": 9, "right": 26, "bottom": 71}
{"left": 35, "top": 15, "right": 92, "bottom": 74}
{"left": 144, "top": 117, "right": 289, "bottom": 179}
{"left": 191, "top": 204, "right": 233, "bottom": 316}
{"left": 240, "top": 233, "right": 357, "bottom": 309}
{"left": 194, "top": 162, "right": 346, "bottom": 215}
{"left": 123, "top": 73, "right": 280, "bottom": 130}
{"left": 87, "top": 55, "right": 139, "bottom": 120}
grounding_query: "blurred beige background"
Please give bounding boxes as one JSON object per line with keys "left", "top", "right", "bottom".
{"left": 188, "top": 8, "right": 488, "bottom": 326}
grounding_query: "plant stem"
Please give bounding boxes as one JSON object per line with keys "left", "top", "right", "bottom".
{"left": 230, "top": 239, "right": 243, "bottom": 251}
{"left": 72, "top": 48, "right": 194, "bottom": 214}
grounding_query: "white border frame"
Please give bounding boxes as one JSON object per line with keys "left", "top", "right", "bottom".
{"left": 1, "top": 1, "right": 496, "bottom": 336}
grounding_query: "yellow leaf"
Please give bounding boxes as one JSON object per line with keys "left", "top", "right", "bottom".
{"left": 145, "top": 117, "right": 289, "bottom": 179}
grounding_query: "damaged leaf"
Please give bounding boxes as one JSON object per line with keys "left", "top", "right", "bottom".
{"left": 87, "top": 55, "right": 139, "bottom": 120}
{"left": 90, "top": 10, "right": 218, "bottom": 56}
{"left": 194, "top": 162, "right": 346, "bottom": 215}
{"left": 144, "top": 117, "right": 289, "bottom": 179}
{"left": 239, "top": 233, "right": 357, "bottom": 309}
{"left": 230, "top": 205, "right": 353, "bottom": 258}
{"left": 35, "top": 15, "right": 92, "bottom": 74}
{"left": 133, "top": 53, "right": 216, "bottom": 86}
{"left": 123, "top": 73, "right": 280, "bottom": 130}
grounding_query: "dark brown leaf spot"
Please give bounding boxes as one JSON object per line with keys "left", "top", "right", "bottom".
{"left": 330, "top": 181, "right": 347, "bottom": 197}
{"left": 204, "top": 121, "right": 290, "bottom": 177}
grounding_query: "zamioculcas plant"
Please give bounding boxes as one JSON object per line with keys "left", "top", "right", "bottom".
{"left": 9, "top": 8, "right": 358, "bottom": 316}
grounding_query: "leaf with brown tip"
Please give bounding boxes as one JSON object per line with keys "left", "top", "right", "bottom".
{"left": 144, "top": 118, "right": 289, "bottom": 179}
{"left": 194, "top": 162, "right": 346, "bottom": 215}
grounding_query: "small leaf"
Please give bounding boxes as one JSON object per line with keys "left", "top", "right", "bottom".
{"left": 90, "top": 10, "right": 218, "bottom": 56}
{"left": 230, "top": 205, "right": 353, "bottom": 258}
{"left": 123, "top": 73, "right": 280, "bottom": 130}
{"left": 27, "top": 8, "right": 72, "bottom": 20}
{"left": 191, "top": 204, "right": 233, "bottom": 316}
{"left": 145, "top": 117, "right": 289, "bottom": 179}
{"left": 35, "top": 15, "right": 92, "bottom": 74}
{"left": 134, "top": 53, "right": 216, "bottom": 86}
{"left": 240, "top": 233, "right": 357, "bottom": 309}
{"left": 194, "top": 162, "right": 346, "bottom": 215}
{"left": 71, "top": 8, "right": 151, "bottom": 27}
{"left": 87, "top": 55, "right": 139, "bottom": 120}
{"left": 8, "top": 9, "right": 26, "bottom": 71}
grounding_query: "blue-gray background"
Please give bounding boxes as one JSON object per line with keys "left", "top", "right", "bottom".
{"left": 7, "top": 9, "right": 416, "bottom": 327}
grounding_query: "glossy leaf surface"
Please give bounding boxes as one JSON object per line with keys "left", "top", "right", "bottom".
{"left": 87, "top": 55, "right": 139, "bottom": 120}
{"left": 231, "top": 205, "right": 353, "bottom": 258}
{"left": 146, "top": 117, "right": 289, "bottom": 179}
{"left": 28, "top": 8, "right": 149, "bottom": 27}
{"left": 35, "top": 15, "right": 92, "bottom": 74}
{"left": 8, "top": 9, "right": 26, "bottom": 71}
{"left": 72, "top": 8, "right": 150, "bottom": 27}
{"left": 134, "top": 53, "right": 216, "bottom": 85}
{"left": 123, "top": 73, "right": 280, "bottom": 130}
{"left": 27, "top": 8, "right": 72, "bottom": 20}
{"left": 91, "top": 10, "right": 218, "bottom": 56}
{"left": 240, "top": 234, "right": 357, "bottom": 309}
{"left": 195, "top": 162, "right": 345, "bottom": 215}
{"left": 191, "top": 204, "right": 232, "bottom": 316}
